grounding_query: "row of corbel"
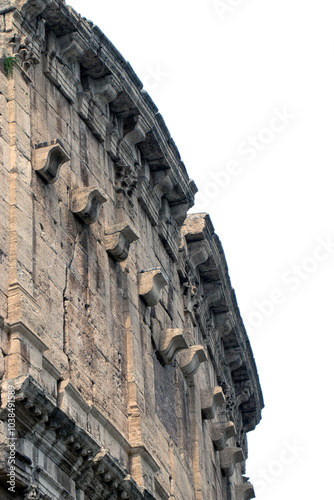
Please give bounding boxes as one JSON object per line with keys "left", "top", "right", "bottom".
{"left": 33, "top": 138, "right": 191, "bottom": 262}
{"left": 179, "top": 214, "right": 261, "bottom": 426}
{"left": 19, "top": 5, "right": 195, "bottom": 203}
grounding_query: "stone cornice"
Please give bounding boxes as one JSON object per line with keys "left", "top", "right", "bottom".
{"left": 3, "top": 0, "right": 196, "bottom": 211}
{"left": 181, "top": 213, "right": 264, "bottom": 430}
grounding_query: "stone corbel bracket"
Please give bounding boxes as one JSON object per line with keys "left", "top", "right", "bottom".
{"left": 201, "top": 386, "right": 225, "bottom": 420}
{"left": 217, "top": 311, "right": 234, "bottom": 339}
{"left": 138, "top": 268, "right": 168, "bottom": 306}
{"left": 88, "top": 75, "right": 119, "bottom": 106}
{"left": 219, "top": 447, "right": 244, "bottom": 477}
{"left": 211, "top": 422, "right": 236, "bottom": 451}
{"left": 176, "top": 345, "right": 207, "bottom": 377}
{"left": 235, "top": 483, "right": 255, "bottom": 500}
{"left": 121, "top": 115, "right": 150, "bottom": 155}
{"left": 187, "top": 239, "right": 210, "bottom": 269}
{"left": 104, "top": 223, "right": 139, "bottom": 261}
{"left": 225, "top": 348, "right": 243, "bottom": 372}
{"left": 57, "top": 32, "right": 87, "bottom": 63}
{"left": 158, "top": 329, "right": 188, "bottom": 365}
{"left": 33, "top": 140, "right": 70, "bottom": 184}
{"left": 71, "top": 187, "right": 107, "bottom": 225}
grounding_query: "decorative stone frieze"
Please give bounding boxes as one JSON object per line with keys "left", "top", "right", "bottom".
{"left": 201, "top": 386, "right": 225, "bottom": 420}
{"left": 104, "top": 223, "right": 139, "bottom": 262}
{"left": 7, "top": 32, "right": 40, "bottom": 77}
{"left": 71, "top": 187, "right": 107, "bottom": 224}
{"left": 33, "top": 140, "right": 70, "bottom": 183}
{"left": 219, "top": 447, "right": 245, "bottom": 477}
{"left": 138, "top": 268, "right": 168, "bottom": 306}
{"left": 157, "top": 329, "right": 188, "bottom": 365}
{"left": 176, "top": 345, "right": 207, "bottom": 377}
{"left": 24, "top": 484, "right": 51, "bottom": 500}
{"left": 235, "top": 482, "right": 256, "bottom": 500}
{"left": 114, "top": 160, "right": 139, "bottom": 197}
{"left": 211, "top": 422, "right": 236, "bottom": 450}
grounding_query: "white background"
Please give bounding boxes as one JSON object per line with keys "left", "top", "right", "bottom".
{"left": 66, "top": 1, "right": 334, "bottom": 498}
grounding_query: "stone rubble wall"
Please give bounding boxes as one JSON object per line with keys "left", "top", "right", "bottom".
{"left": 0, "top": 1, "right": 263, "bottom": 499}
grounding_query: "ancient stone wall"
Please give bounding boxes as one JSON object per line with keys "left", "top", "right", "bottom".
{"left": 0, "top": 1, "right": 263, "bottom": 499}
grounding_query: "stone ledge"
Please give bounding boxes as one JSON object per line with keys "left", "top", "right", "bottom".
{"left": 0, "top": 375, "right": 155, "bottom": 499}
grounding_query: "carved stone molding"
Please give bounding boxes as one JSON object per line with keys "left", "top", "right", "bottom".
{"left": 24, "top": 484, "right": 51, "bottom": 499}
{"left": 104, "top": 223, "right": 139, "bottom": 261}
{"left": 201, "top": 386, "right": 225, "bottom": 420}
{"left": 211, "top": 422, "right": 236, "bottom": 451}
{"left": 182, "top": 277, "right": 201, "bottom": 322}
{"left": 7, "top": 32, "right": 40, "bottom": 78}
{"left": 138, "top": 268, "right": 168, "bottom": 306}
{"left": 114, "top": 159, "right": 139, "bottom": 197}
{"left": 176, "top": 346, "right": 207, "bottom": 377}
{"left": 71, "top": 187, "right": 107, "bottom": 224}
{"left": 235, "top": 483, "right": 255, "bottom": 500}
{"left": 33, "top": 140, "right": 70, "bottom": 184}
{"left": 219, "top": 447, "right": 244, "bottom": 477}
{"left": 158, "top": 329, "right": 188, "bottom": 365}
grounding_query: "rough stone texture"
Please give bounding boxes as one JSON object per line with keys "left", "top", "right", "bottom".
{"left": 0, "top": 1, "right": 263, "bottom": 499}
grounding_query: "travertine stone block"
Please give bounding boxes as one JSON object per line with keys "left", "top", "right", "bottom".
{"left": 176, "top": 345, "right": 207, "bottom": 377}
{"left": 201, "top": 386, "right": 225, "bottom": 420}
{"left": 158, "top": 328, "right": 188, "bottom": 365}
{"left": 104, "top": 223, "right": 139, "bottom": 262}
{"left": 138, "top": 268, "right": 168, "bottom": 306}
{"left": 33, "top": 139, "right": 70, "bottom": 183}
{"left": 71, "top": 187, "right": 107, "bottom": 224}
{"left": 220, "top": 447, "right": 244, "bottom": 477}
{"left": 235, "top": 483, "right": 256, "bottom": 500}
{"left": 211, "top": 422, "right": 236, "bottom": 450}
{"left": 0, "top": 3, "right": 263, "bottom": 499}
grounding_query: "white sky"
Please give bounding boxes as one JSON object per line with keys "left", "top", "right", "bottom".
{"left": 66, "top": 1, "right": 334, "bottom": 498}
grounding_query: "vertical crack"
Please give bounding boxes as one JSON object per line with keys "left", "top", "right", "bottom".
{"left": 62, "top": 223, "right": 79, "bottom": 365}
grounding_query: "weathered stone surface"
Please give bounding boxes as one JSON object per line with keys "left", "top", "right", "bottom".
{"left": 220, "top": 447, "right": 244, "bottom": 477}
{"left": 177, "top": 345, "right": 207, "bottom": 377}
{"left": 71, "top": 187, "right": 107, "bottom": 224}
{"left": 157, "top": 328, "right": 188, "bottom": 365}
{"left": 138, "top": 268, "right": 168, "bottom": 306}
{"left": 104, "top": 223, "right": 139, "bottom": 262}
{"left": 211, "top": 421, "right": 236, "bottom": 450}
{"left": 201, "top": 386, "right": 225, "bottom": 420}
{"left": 235, "top": 482, "right": 256, "bottom": 500}
{"left": 0, "top": 1, "right": 263, "bottom": 499}
{"left": 33, "top": 139, "right": 70, "bottom": 183}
